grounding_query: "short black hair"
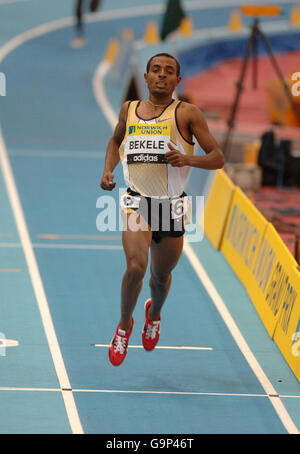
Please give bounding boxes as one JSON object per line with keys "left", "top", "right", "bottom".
{"left": 146, "top": 53, "right": 181, "bottom": 76}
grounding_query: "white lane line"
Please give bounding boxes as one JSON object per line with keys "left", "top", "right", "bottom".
{"left": 93, "top": 51, "right": 299, "bottom": 435}
{"left": 0, "top": 339, "right": 19, "bottom": 347}
{"left": 0, "top": 386, "right": 299, "bottom": 399}
{"left": 36, "top": 233, "right": 122, "bottom": 240}
{"left": 31, "top": 243, "right": 123, "bottom": 250}
{"left": 74, "top": 389, "right": 268, "bottom": 397}
{"left": 0, "top": 387, "right": 266, "bottom": 397}
{"left": 0, "top": 387, "right": 61, "bottom": 391}
{"left": 0, "top": 243, "right": 122, "bottom": 250}
{"left": 93, "top": 60, "right": 118, "bottom": 129}
{"left": 0, "top": 128, "right": 84, "bottom": 435}
{"left": 92, "top": 344, "right": 213, "bottom": 350}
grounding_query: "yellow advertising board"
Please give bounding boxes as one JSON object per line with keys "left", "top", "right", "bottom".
{"left": 264, "top": 224, "right": 300, "bottom": 381}
{"left": 204, "top": 171, "right": 300, "bottom": 380}
{"left": 203, "top": 169, "right": 235, "bottom": 250}
{"left": 251, "top": 223, "right": 299, "bottom": 337}
{"left": 220, "top": 186, "right": 269, "bottom": 300}
{"left": 220, "top": 191, "right": 300, "bottom": 380}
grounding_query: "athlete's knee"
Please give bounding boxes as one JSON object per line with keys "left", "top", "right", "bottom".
{"left": 126, "top": 259, "right": 147, "bottom": 282}
{"left": 150, "top": 268, "right": 171, "bottom": 288}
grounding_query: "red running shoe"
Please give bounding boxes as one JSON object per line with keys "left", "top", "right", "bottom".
{"left": 142, "top": 299, "right": 161, "bottom": 351}
{"left": 108, "top": 318, "right": 134, "bottom": 366}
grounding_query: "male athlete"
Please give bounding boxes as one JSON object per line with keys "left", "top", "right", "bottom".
{"left": 71, "top": 0, "right": 101, "bottom": 48}
{"left": 100, "top": 53, "right": 224, "bottom": 366}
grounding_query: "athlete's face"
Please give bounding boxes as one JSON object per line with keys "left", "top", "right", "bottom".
{"left": 144, "top": 56, "right": 181, "bottom": 97}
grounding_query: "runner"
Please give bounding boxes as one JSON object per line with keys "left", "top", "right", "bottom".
{"left": 100, "top": 53, "right": 224, "bottom": 366}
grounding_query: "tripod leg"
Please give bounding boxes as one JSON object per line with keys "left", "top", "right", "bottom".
{"left": 252, "top": 29, "right": 258, "bottom": 89}
{"left": 258, "top": 28, "right": 300, "bottom": 124}
{"left": 223, "top": 27, "right": 256, "bottom": 156}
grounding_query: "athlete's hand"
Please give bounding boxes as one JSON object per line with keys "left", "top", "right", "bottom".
{"left": 100, "top": 171, "right": 116, "bottom": 190}
{"left": 165, "top": 143, "right": 187, "bottom": 167}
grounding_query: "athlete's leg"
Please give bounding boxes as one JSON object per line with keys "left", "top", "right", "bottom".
{"left": 120, "top": 212, "right": 152, "bottom": 332}
{"left": 75, "top": 0, "right": 84, "bottom": 36}
{"left": 148, "top": 235, "right": 184, "bottom": 321}
{"left": 70, "top": 0, "right": 86, "bottom": 48}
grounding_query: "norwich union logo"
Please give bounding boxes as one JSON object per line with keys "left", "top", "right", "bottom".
{"left": 128, "top": 124, "right": 171, "bottom": 136}
{"left": 128, "top": 125, "right": 136, "bottom": 135}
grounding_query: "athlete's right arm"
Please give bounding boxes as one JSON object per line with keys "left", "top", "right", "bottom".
{"left": 100, "top": 102, "right": 129, "bottom": 191}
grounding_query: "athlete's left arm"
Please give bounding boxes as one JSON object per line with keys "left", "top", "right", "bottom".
{"left": 166, "top": 104, "right": 224, "bottom": 169}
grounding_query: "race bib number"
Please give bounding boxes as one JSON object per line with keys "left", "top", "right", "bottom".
{"left": 120, "top": 193, "right": 141, "bottom": 210}
{"left": 171, "top": 196, "right": 190, "bottom": 222}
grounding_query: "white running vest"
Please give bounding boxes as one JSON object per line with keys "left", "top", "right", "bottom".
{"left": 119, "top": 99, "right": 194, "bottom": 198}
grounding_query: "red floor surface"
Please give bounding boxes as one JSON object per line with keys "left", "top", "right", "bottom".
{"left": 184, "top": 51, "right": 300, "bottom": 140}
{"left": 250, "top": 186, "right": 300, "bottom": 260}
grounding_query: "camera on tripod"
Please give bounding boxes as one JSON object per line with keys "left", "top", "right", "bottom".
{"left": 223, "top": 5, "right": 300, "bottom": 156}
